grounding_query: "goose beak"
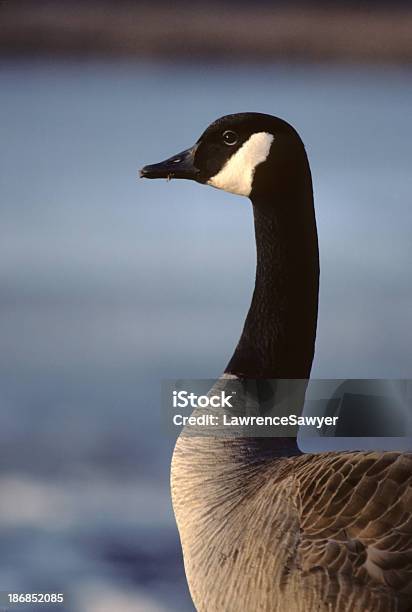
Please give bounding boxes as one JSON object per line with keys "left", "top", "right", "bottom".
{"left": 139, "top": 145, "right": 200, "bottom": 181}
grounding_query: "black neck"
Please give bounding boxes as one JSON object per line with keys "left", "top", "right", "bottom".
{"left": 225, "top": 161, "right": 319, "bottom": 381}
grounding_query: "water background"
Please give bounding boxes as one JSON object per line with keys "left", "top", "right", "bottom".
{"left": 0, "top": 59, "right": 411, "bottom": 610}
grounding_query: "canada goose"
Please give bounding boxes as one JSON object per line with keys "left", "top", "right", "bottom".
{"left": 140, "top": 113, "right": 412, "bottom": 612}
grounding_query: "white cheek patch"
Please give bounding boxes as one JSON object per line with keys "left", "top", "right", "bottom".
{"left": 207, "top": 132, "right": 274, "bottom": 197}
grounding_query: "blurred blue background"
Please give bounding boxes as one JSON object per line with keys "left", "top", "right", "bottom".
{"left": 1, "top": 3, "right": 412, "bottom": 610}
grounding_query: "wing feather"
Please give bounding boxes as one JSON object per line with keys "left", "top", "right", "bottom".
{"left": 295, "top": 452, "right": 412, "bottom": 604}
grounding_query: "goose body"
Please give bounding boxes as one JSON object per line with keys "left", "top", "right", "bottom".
{"left": 141, "top": 113, "right": 412, "bottom": 611}
{"left": 172, "top": 434, "right": 412, "bottom": 612}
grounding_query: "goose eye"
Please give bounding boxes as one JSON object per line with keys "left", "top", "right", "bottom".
{"left": 222, "top": 130, "right": 238, "bottom": 146}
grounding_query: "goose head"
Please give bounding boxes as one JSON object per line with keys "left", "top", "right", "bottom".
{"left": 140, "top": 112, "right": 308, "bottom": 201}
{"left": 140, "top": 112, "right": 318, "bottom": 380}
